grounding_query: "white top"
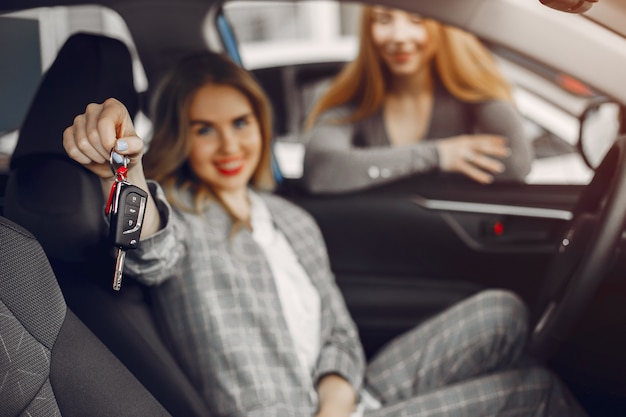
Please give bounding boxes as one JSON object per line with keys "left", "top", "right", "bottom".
{"left": 249, "top": 192, "right": 381, "bottom": 416}
{"left": 250, "top": 192, "right": 321, "bottom": 378}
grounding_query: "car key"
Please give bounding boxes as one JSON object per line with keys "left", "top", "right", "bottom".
{"left": 106, "top": 150, "right": 148, "bottom": 291}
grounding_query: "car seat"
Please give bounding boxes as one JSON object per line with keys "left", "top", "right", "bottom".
{"left": 0, "top": 215, "right": 171, "bottom": 417}
{"left": 3, "top": 33, "right": 209, "bottom": 416}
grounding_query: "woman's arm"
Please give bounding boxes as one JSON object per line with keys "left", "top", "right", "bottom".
{"left": 315, "top": 374, "right": 357, "bottom": 417}
{"left": 302, "top": 105, "right": 517, "bottom": 194}
{"left": 302, "top": 107, "right": 440, "bottom": 194}
{"left": 312, "top": 266, "right": 366, "bottom": 396}
{"left": 473, "top": 100, "right": 534, "bottom": 182}
{"left": 63, "top": 98, "right": 185, "bottom": 285}
{"left": 121, "top": 181, "right": 188, "bottom": 286}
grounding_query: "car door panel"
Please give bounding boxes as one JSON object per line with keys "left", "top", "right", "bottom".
{"left": 283, "top": 177, "right": 582, "bottom": 355}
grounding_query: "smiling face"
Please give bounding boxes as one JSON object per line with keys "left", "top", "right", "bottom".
{"left": 187, "top": 83, "right": 262, "bottom": 200}
{"left": 370, "top": 6, "right": 435, "bottom": 77}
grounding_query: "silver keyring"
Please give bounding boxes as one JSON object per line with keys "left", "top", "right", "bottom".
{"left": 109, "top": 148, "right": 129, "bottom": 176}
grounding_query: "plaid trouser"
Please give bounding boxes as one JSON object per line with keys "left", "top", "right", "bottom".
{"left": 362, "top": 290, "right": 588, "bottom": 417}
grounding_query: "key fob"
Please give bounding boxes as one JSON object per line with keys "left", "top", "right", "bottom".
{"left": 109, "top": 181, "right": 148, "bottom": 250}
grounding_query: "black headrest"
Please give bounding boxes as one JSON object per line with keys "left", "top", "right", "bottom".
{"left": 11, "top": 32, "right": 139, "bottom": 167}
{"left": 4, "top": 33, "right": 139, "bottom": 263}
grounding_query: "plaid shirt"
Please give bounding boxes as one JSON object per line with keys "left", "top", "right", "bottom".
{"left": 125, "top": 182, "right": 365, "bottom": 417}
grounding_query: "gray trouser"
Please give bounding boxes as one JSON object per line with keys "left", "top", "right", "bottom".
{"left": 363, "top": 290, "right": 588, "bottom": 417}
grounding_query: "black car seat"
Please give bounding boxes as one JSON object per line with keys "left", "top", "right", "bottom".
{"left": 0, "top": 215, "right": 171, "bottom": 417}
{"left": 3, "top": 33, "right": 209, "bottom": 416}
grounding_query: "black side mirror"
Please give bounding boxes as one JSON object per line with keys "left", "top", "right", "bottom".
{"left": 539, "top": 0, "right": 598, "bottom": 13}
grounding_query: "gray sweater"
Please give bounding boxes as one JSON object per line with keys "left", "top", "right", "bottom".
{"left": 302, "top": 81, "right": 534, "bottom": 193}
{"left": 125, "top": 183, "right": 365, "bottom": 416}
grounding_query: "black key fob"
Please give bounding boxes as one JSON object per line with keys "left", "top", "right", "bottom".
{"left": 109, "top": 181, "right": 148, "bottom": 250}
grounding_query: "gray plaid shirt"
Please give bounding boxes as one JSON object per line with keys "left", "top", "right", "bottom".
{"left": 125, "top": 182, "right": 365, "bottom": 417}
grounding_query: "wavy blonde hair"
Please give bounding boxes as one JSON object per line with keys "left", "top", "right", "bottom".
{"left": 305, "top": 6, "right": 513, "bottom": 129}
{"left": 144, "top": 52, "right": 275, "bottom": 219}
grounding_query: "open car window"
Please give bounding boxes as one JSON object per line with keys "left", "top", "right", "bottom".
{"left": 222, "top": 0, "right": 617, "bottom": 186}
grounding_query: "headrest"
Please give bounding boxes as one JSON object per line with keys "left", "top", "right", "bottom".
{"left": 4, "top": 33, "right": 138, "bottom": 263}
{"left": 11, "top": 32, "right": 138, "bottom": 167}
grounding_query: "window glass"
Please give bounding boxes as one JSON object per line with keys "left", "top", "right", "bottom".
{"left": 0, "top": 16, "right": 41, "bottom": 137}
{"left": 224, "top": 0, "right": 360, "bottom": 69}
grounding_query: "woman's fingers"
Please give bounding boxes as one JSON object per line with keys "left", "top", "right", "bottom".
{"left": 65, "top": 102, "right": 114, "bottom": 163}
{"left": 463, "top": 150, "right": 505, "bottom": 175}
{"left": 63, "top": 98, "right": 142, "bottom": 179}
{"left": 82, "top": 102, "right": 112, "bottom": 162}
{"left": 64, "top": 124, "right": 115, "bottom": 179}
{"left": 95, "top": 100, "right": 133, "bottom": 151}
{"left": 438, "top": 134, "right": 511, "bottom": 183}
{"left": 63, "top": 115, "right": 92, "bottom": 165}
{"left": 80, "top": 117, "right": 111, "bottom": 165}
{"left": 474, "top": 135, "right": 511, "bottom": 158}
{"left": 459, "top": 160, "right": 494, "bottom": 184}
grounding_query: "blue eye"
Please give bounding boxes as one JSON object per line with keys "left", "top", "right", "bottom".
{"left": 233, "top": 117, "right": 249, "bottom": 129}
{"left": 196, "top": 125, "right": 214, "bottom": 136}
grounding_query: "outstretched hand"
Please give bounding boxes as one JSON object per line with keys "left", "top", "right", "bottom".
{"left": 437, "top": 134, "right": 510, "bottom": 184}
{"left": 63, "top": 98, "right": 144, "bottom": 181}
{"left": 63, "top": 98, "right": 161, "bottom": 238}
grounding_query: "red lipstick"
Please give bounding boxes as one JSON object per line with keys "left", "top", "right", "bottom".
{"left": 215, "top": 157, "right": 245, "bottom": 176}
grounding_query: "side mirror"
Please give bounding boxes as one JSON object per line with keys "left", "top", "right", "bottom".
{"left": 579, "top": 101, "right": 621, "bottom": 169}
{"left": 539, "top": 0, "right": 598, "bottom": 13}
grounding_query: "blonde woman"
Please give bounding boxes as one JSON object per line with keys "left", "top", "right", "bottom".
{"left": 303, "top": 6, "right": 533, "bottom": 193}
{"left": 63, "top": 52, "right": 584, "bottom": 417}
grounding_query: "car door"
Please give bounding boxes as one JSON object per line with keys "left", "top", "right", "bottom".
{"left": 280, "top": 173, "right": 581, "bottom": 356}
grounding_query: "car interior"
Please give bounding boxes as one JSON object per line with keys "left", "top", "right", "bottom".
{"left": 2, "top": 32, "right": 210, "bottom": 416}
{"left": 0, "top": 216, "right": 172, "bottom": 416}
{"left": 1, "top": 0, "right": 626, "bottom": 416}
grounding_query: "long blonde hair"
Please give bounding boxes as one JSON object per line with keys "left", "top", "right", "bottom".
{"left": 144, "top": 52, "right": 275, "bottom": 219}
{"left": 305, "top": 6, "right": 513, "bottom": 129}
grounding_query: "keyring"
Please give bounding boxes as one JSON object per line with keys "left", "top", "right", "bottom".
{"left": 109, "top": 148, "right": 129, "bottom": 176}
